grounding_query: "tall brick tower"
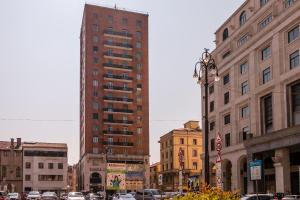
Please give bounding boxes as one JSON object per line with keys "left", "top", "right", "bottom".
{"left": 79, "top": 4, "right": 149, "bottom": 193}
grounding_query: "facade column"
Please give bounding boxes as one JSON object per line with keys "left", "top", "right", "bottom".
{"left": 273, "top": 148, "right": 291, "bottom": 193}
{"left": 231, "top": 160, "right": 238, "bottom": 191}
{"left": 246, "top": 153, "right": 254, "bottom": 193}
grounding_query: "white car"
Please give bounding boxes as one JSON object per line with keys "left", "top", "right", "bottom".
{"left": 7, "top": 193, "right": 20, "bottom": 200}
{"left": 117, "top": 194, "right": 135, "bottom": 200}
{"left": 67, "top": 192, "right": 85, "bottom": 200}
{"left": 241, "top": 194, "right": 273, "bottom": 200}
{"left": 282, "top": 195, "right": 300, "bottom": 200}
{"left": 27, "top": 191, "right": 41, "bottom": 200}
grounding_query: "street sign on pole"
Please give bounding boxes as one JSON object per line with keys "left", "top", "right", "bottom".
{"left": 215, "top": 132, "right": 222, "bottom": 189}
{"left": 249, "top": 160, "right": 262, "bottom": 181}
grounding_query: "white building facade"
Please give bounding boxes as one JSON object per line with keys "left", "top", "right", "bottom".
{"left": 22, "top": 142, "right": 68, "bottom": 193}
{"left": 203, "top": 0, "right": 300, "bottom": 195}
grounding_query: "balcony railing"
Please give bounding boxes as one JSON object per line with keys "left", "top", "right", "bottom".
{"left": 103, "top": 130, "right": 134, "bottom": 136}
{"left": 103, "top": 74, "right": 133, "bottom": 81}
{"left": 103, "top": 141, "right": 134, "bottom": 146}
{"left": 103, "top": 108, "right": 134, "bottom": 113}
{"left": 103, "top": 96, "right": 134, "bottom": 103}
{"left": 103, "top": 85, "right": 133, "bottom": 92}
{"left": 104, "top": 52, "right": 133, "bottom": 59}
{"left": 104, "top": 41, "right": 133, "bottom": 49}
{"left": 103, "top": 63, "right": 133, "bottom": 70}
{"left": 104, "top": 30, "right": 133, "bottom": 38}
{"left": 103, "top": 119, "right": 134, "bottom": 124}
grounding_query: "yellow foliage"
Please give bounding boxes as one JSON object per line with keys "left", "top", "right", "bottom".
{"left": 173, "top": 185, "right": 240, "bottom": 200}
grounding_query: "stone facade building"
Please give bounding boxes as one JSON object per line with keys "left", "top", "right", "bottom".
{"left": 79, "top": 4, "right": 149, "bottom": 193}
{"left": 204, "top": 0, "right": 300, "bottom": 194}
{"left": 159, "top": 121, "right": 202, "bottom": 191}
{"left": 22, "top": 142, "right": 68, "bottom": 193}
{"left": 0, "top": 138, "right": 23, "bottom": 193}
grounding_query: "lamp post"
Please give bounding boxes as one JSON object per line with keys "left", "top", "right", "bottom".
{"left": 103, "top": 147, "right": 109, "bottom": 198}
{"left": 193, "top": 48, "right": 219, "bottom": 185}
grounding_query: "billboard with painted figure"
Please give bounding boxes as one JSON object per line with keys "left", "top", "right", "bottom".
{"left": 106, "top": 163, "right": 126, "bottom": 190}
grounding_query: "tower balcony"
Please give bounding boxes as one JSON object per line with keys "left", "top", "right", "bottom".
{"left": 103, "top": 141, "right": 134, "bottom": 147}
{"left": 103, "top": 85, "right": 133, "bottom": 93}
{"left": 103, "top": 96, "right": 134, "bottom": 104}
{"left": 104, "top": 41, "right": 133, "bottom": 50}
{"left": 103, "top": 130, "right": 134, "bottom": 136}
{"left": 103, "top": 74, "right": 133, "bottom": 82}
{"left": 103, "top": 30, "right": 133, "bottom": 40}
{"left": 104, "top": 52, "right": 133, "bottom": 61}
{"left": 103, "top": 108, "right": 134, "bottom": 114}
{"left": 103, "top": 119, "right": 134, "bottom": 125}
{"left": 103, "top": 63, "right": 133, "bottom": 72}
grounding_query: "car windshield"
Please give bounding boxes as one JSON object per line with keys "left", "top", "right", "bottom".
{"left": 68, "top": 193, "right": 83, "bottom": 197}
{"left": 149, "top": 190, "right": 160, "bottom": 195}
{"left": 42, "top": 192, "right": 56, "bottom": 196}
{"left": 29, "top": 192, "right": 40, "bottom": 195}
{"left": 120, "top": 194, "right": 133, "bottom": 198}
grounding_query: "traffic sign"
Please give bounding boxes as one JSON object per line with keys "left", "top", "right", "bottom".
{"left": 158, "top": 174, "right": 163, "bottom": 186}
{"left": 249, "top": 160, "right": 262, "bottom": 181}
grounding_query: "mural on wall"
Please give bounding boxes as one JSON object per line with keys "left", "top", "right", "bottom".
{"left": 106, "top": 163, "right": 126, "bottom": 190}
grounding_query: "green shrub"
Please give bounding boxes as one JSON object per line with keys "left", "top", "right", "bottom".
{"left": 173, "top": 185, "right": 240, "bottom": 200}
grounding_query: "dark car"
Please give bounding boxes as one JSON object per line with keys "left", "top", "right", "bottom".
{"left": 41, "top": 192, "right": 58, "bottom": 200}
{"left": 0, "top": 191, "right": 7, "bottom": 200}
{"left": 59, "top": 194, "right": 67, "bottom": 200}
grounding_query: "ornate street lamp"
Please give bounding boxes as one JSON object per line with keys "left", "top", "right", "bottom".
{"left": 193, "top": 48, "right": 219, "bottom": 185}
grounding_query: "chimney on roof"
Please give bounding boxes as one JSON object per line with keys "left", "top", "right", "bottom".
{"left": 10, "top": 138, "right": 14, "bottom": 149}
{"left": 184, "top": 121, "right": 199, "bottom": 129}
{"left": 16, "top": 138, "right": 21, "bottom": 148}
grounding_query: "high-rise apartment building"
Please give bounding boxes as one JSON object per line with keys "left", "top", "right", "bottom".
{"left": 203, "top": 0, "right": 300, "bottom": 195}
{"left": 79, "top": 4, "right": 149, "bottom": 192}
{"left": 159, "top": 121, "right": 202, "bottom": 191}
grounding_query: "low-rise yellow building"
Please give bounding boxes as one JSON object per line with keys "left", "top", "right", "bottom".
{"left": 159, "top": 121, "right": 202, "bottom": 191}
{"left": 150, "top": 162, "right": 161, "bottom": 189}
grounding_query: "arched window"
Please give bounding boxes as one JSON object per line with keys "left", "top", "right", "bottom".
{"left": 223, "top": 28, "right": 229, "bottom": 41}
{"left": 16, "top": 167, "right": 21, "bottom": 178}
{"left": 90, "top": 172, "right": 102, "bottom": 184}
{"left": 240, "top": 11, "right": 247, "bottom": 26}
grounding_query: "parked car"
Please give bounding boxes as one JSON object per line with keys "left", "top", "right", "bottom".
{"left": 59, "top": 194, "right": 67, "bottom": 200}
{"left": 67, "top": 192, "right": 85, "bottom": 200}
{"left": 118, "top": 194, "right": 135, "bottom": 200}
{"left": 111, "top": 193, "right": 126, "bottom": 200}
{"left": 95, "top": 192, "right": 104, "bottom": 200}
{"left": 27, "top": 192, "right": 41, "bottom": 200}
{"left": 85, "top": 193, "right": 102, "bottom": 200}
{"left": 41, "top": 192, "right": 58, "bottom": 200}
{"left": 0, "top": 191, "right": 7, "bottom": 200}
{"left": 7, "top": 193, "right": 20, "bottom": 200}
{"left": 282, "top": 195, "right": 300, "bottom": 200}
{"left": 135, "top": 189, "right": 165, "bottom": 200}
{"left": 128, "top": 192, "right": 136, "bottom": 198}
{"left": 241, "top": 194, "right": 274, "bottom": 200}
